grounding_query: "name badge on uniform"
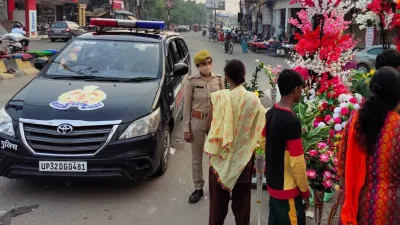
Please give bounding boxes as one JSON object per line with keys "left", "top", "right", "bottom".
{"left": 195, "top": 86, "right": 205, "bottom": 89}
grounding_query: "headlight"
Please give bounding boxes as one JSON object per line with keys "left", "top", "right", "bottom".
{"left": 119, "top": 108, "right": 161, "bottom": 139}
{"left": 0, "top": 107, "right": 15, "bottom": 137}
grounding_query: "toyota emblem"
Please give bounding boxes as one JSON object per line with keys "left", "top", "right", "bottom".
{"left": 57, "top": 124, "right": 73, "bottom": 135}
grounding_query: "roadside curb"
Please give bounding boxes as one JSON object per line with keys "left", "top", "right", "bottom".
{"left": 0, "top": 50, "right": 58, "bottom": 80}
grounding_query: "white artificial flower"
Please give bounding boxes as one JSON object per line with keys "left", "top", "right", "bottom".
{"left": 338, "top": 94, "right": 347, "bottom": 103}
{"left": 340, "top": 102, "right": 349, "bottom": 108}
{"left": 334, "top": 107, "right": 341, "bottom": 114}
{"left": 355, "top": 93, "right": 363, "bottom": 103}
{"left": 318, "top": 122, "right": 326, "bottom": 128}
{"left": 310, "top": 89, "right": 316, "bottom": 95}
{"left": 342, "top": 121, "right": 347, "bottom": 128}
{"left": 255, "top": 59, "right": 260, "bottom": 63}
{"left": 334, "top": 124, "right": 343, "bottom": 131}
{"left": 353, "top": 104, "right": 360, "bottom": 110}
{"left": 333, "top": 113, "right": 340, "bottom": 119}
{"left": 345, "top": 95, "right": 353, "bottom": 102}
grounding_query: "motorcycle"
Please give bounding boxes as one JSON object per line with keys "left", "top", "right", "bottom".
{"left": 209, "top": 32, "right": 217, "bottom": 42}
{"left": 0, "top": 34, "right": 29, "bottom": 54}
{"left": 202, "top": 29, "right": 206, "bottom": 37}
{"left": 224, "top": 40, "right": 233, "bottom": 54}
{"left": 8, "top": 40, "right": 24, "bottom": 53}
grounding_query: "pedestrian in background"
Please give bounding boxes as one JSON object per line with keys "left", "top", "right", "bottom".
{"left": 205, "top": 59, "right": 266, "bottom": 225}
{"left": 263, "top": 69, "right": 309, "bottom": 225}
{"left": 240, "top": 33, "right": 248, "bottom": 53}
{"left": 338, "top": 66, "right": 400, "bottom": 225}
{"left": 183, "top": 50, "right": 224, "bottom": 204}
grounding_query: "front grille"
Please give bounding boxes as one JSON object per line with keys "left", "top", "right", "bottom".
{"left": 21, "top": 122, "right": 116, "bottom": 155}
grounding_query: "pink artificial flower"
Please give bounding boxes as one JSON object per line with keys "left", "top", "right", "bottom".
{"left": 327, "top": 150, "right": 334, "bottom": 156}
{"left": 309, "top": 149, "right": 318, "bottom": 157}
{"left": 307, "top": 169, "right": 317, "bottom": 179}
{"left": 317, "top": 142, "right": 327, "bottom": 149}
{"left": 314, "top": 121, "right": 319, "bottom": 127}
{"left": 324, "top": 115, "right": 333, "bottom": 123}
{"left": 272, "top": 68, "right": 278, "bottom": 75}
{"left": 340, "top": 107, "right": 349, "bottom": 116}
{"left": 349, "top": 97, "right": 358, "bottom": 104}
{"left": 323, "top": 179, "right": 333, "bottom": 188}
{"left": 320, "top": 154, "right": 329, "bottom": 163}
{"left": 333, "top": 157, "right": 339, "bottom": 165}
{"left": 276, "top": 65, "right": 283, "bottom": 70}
{"left": 334, "top": 117, "right": 342, "bottom": 124}
{"left": 351, "top": 109, "right": 357, "bottom": 116}
{"left": 323, "top": 170, "right": 332, "bottom": 179}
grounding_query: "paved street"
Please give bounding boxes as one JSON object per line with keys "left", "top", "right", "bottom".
{"left": 0, "top": 33, "right": 337, "bottom": 225}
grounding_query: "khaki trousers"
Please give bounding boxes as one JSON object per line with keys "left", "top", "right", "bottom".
{"left": 190, "top": 117, "right": 207, "bottom": 190}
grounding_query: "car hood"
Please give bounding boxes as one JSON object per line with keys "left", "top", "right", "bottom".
{"left": 6, "top": 78, "right": 160, "bottom": 123}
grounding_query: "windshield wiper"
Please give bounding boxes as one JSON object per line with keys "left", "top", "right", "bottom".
{"left": 84, "top": 76, "right": 158, "bottom": 82}
{"left": 49, "top": 75, "right": 104, "bottom": 80}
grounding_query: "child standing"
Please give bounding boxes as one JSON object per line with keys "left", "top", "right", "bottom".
{"left": 262, "top": 69, "right": 310, "bottom": 224}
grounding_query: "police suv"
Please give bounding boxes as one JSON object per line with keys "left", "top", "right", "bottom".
{"left": 0, "top": 19, "right": 190, "bottom": 181}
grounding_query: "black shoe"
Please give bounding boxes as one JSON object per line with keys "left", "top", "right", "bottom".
{"left": 189, "top": 190, "right": 204, "bottom": 204}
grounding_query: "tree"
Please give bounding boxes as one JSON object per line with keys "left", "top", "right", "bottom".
{"left": 141, "top": 0, "right": 207, "bottom": 25}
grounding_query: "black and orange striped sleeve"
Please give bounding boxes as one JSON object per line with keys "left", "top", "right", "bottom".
{"left": 286, "top": 118, "right": 310, "bottom": 199}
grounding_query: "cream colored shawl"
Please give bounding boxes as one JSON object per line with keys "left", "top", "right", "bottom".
{"left": 204, "top": 86, "right": 266, "bottom": 191}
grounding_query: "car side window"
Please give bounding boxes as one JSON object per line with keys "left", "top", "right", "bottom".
{"left": 367, "top": 47, "right": 383, "bottom": 55}
{"left": 170, "top": 41, "right": 180, "bottom": 64}
{"left": 177, "top": 39, "right": 189, "bottom": 59}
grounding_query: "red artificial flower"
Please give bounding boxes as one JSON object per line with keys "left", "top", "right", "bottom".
{"left": 334, "top": 117, "right": 342, "bottom": 124}
{"left": 321, "top": 102, "right": 328, "bottom": 110}
{"left": 325, "top": 115, "right": 333, "bottom": 123}
{"left": 349, "top": 97, "right": 358, "bottom": 104}
{"left": 341, "top": 107, "right": 349, "bottom": 115}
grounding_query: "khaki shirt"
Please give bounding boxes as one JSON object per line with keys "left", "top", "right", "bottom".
{"left": 183, "top": 73, "right": 224, "bottom": 132}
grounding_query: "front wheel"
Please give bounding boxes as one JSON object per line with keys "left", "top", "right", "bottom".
{"left": 357, "top": 63, "right": 370, "bottom": 74}
{"left": 154, "top": 127, "right": 171, "bottom": 177}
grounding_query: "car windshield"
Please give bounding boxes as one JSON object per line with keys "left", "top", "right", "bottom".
{"left": 51, "top": 22, "right": 67, "bottom": 28}
{"left": 43, "top": 40, "right": 161, "bottom": 79}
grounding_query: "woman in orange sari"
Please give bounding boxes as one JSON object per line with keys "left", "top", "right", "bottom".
{"left": 338, "top": 66, "right": 400, "bottom": 225}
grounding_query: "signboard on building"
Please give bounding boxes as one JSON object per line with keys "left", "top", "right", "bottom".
{"left": 109, "top": 0, "right": 124, "bottom": 10}
{"left": 206, "top": 0, "right": 225, "bottom": 10}
{"left": 365, "top": 27, "right": 374, "bottom": 47}
{"left": 29, "top": 10, "right": 37, "bottom": 38}
{"left": 165, "top": 0, "right": 173, "bottom": 8}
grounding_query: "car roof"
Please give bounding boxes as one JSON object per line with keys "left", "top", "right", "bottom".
{"left": 77, "top": 30, "right": 181, "bottom": 42}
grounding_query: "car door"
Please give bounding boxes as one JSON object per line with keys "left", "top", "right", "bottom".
{"left": 367, "top": 47, "right": 383, "bottom": 67}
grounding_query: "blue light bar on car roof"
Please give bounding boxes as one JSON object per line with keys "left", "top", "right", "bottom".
{"left": 90, "top": 18, "right": 165, "bottom": 30}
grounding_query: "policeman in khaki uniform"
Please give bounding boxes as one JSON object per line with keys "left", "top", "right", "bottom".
{"left": 183, "top": 50, "right": 224, "bottom": 204}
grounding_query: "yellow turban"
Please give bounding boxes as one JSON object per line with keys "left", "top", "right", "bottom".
{"left": 194, "top": 50, "right": 211, "bottom": 65}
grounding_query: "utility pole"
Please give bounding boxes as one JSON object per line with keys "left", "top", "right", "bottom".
{"left": 136, "top": 0, "right": 140, "bottom": 19}
{"left": 111, "top": 0, "right": 115, "bottom": 18}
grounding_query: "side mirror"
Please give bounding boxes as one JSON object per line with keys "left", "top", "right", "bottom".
{"left": 34, "top": 59, "right": 48, "bottom": 71}
{"left": 172, "top": 63, "right": 188, "bottom": 77}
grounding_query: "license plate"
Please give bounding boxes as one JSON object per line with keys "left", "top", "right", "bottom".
{"left": 54, "top": 30, "right": 61, "bottom": 33}
{"left": 39, "top": 161, "right": 87, "bottom": 172}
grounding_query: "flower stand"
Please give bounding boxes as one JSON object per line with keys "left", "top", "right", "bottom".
{"left": 250, "top": 154, "right": 268, "bottom": 225}
{"left": 313, "top": 189, "right": 325, "bottom": 225}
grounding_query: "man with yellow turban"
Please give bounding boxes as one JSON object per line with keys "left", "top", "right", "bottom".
{"left": 183, "top": 50, "right": 224, "bottom": 204}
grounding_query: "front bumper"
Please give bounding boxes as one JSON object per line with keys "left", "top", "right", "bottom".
{"left": 0, "top": 130, "right": 164, "bottom": 181}
{"left": 48, "top": 33, "right": 71, "bottom": 39}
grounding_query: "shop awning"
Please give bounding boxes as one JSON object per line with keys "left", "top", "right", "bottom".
{"left": 115, "top": 10, "right": 134, "bottom": 16}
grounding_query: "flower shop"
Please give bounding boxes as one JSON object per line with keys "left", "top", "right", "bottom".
{"left": 240, "top": 0, "right": 400, "bottom": 224}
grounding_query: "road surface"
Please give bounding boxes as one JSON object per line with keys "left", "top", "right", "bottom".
{"left": 0, "top": 33, "right": 337, "bottom": 225}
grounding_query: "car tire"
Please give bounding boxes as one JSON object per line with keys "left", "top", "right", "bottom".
{"left": 71, "top": 34, "right": 76, "bottom": 39}
{"left": 154, "top": 127, "right": 170, "bottom": 177}
{"left": 357, "top": 63, "right": 370, "bottom": 74}
{"left": 50, "top": 39, "right": 55, "bottom": 42}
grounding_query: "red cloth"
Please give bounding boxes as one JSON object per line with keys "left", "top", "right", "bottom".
{"left": 340, "top": 113, "right": 366, "bottom": 225}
